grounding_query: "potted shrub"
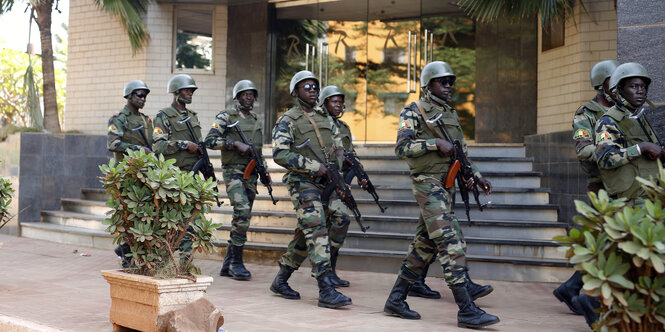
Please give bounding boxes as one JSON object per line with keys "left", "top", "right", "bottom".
{"left": 555, "top": 164, "right": 665, "bottom": 332}
{"left": 99, "top": 150, "right": 221, "bottom": 332}
{"left": 0, "top": 177, "right": 14, "bottom": 248}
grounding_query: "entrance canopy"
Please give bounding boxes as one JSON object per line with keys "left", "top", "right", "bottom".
{"left": 272, "top": 0, "right": 464, "bottom": 21}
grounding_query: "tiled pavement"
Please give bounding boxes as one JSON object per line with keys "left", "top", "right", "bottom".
{"left": 0, "top": 234, "right": 589, "bottom": 332}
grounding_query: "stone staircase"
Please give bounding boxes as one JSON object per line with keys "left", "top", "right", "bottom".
{"left": 20, "top": 143, "right": 572, "bottom": 282}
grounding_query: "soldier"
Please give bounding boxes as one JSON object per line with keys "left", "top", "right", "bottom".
{"left": 595, "top": 62, "right": 663, "bottom": 201}
{"left": 204, "top": 80, "right": 267, "bottom": 281}
{"left": 383, "top": 61, "right": 499, "bottom": 329}
{"left": 269, "top": 71, "right": 352, "bottom": 308}
{"left": 152, "top": 74, "right": 204, "bottom": 262}
{"left": 553, "top": 60, "right": 618, "bottom": 320}
{"left": 108, "top": 80, "right": 153, "bottom": 267}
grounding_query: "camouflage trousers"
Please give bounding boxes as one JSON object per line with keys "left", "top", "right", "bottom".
{"left": 222, "top": 166, "right": 258, "bottom": 247}
{"left": 278, "top": 180, "right": 348, "bottom": 277}
{"left": 398, "top": 179, "right": 467, "bottom": 286}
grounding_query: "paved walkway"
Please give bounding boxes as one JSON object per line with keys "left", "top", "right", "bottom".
{"left": 0, "top": 234, "right": 589, "bottom": 332}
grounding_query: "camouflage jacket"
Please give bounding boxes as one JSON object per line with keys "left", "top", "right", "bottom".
{"left": 272, "top": 103, "right": 343, "bottom": 184}
{"left": 332, "top": 116, "right": 360, "bottom": 175}
{"left": 595, "top": 106, "right": 659, "bottom": 198}
{"left": 572, "top": 98, "right": 608, "bottom": 184}
{"left": 204, "top": 107, "right": 266, "bottom": 169}
{"left": 152, "top": 105, "right": 202, "bottom": 171}
{"left": 396, "top": 99, "right": 480, "bottom": 182}
{"left": 107, "top": 105, "right": 153, "bottom": 161}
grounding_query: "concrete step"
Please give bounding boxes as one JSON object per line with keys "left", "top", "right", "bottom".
{"left": 82, "top": 185, "right": 551, "bottom": 205}
{"left": 213, "top": 226, "right": 563, "bottom": 260}
{"left": 208, "top": 241, "right": 571, "bottom": 283}
{"left": 19, "top": 221, "right": 114, "bottom": 250}
{"left": 262, "top": 156, "right": 534, "bottom": 172}
{"left": 41, "top": 210, "right": 106, "bottom": 231}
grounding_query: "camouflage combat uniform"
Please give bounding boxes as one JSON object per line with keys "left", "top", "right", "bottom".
{"left": 395, "top": 99, "right": 480, "bottom": 286}
{"left": 152, "top": 106, "right": 202, "bottom": 171}
{"left": 595, "top": 106, "right": 659, "bottom": 200}
{"left": 572, "top": 98, "right": 609, "bottom": 192}
{"left": 204, "top": 107, "right": 265, "bottom": 247}
{"left": 272, "top": 103, "right": 344, "bottom": 277}
{"left": 107, "top": 105, "right": 153, "bottom": 161}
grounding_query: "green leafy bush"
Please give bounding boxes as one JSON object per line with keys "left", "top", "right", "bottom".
{"left": 555, "top": 164, "right": 665, "bottom": 332}
{"left": 100, "top": 150, "right": 221, "bottom": 277}
{"left": 0, "top": 177, "right": 14, "bottom": 230}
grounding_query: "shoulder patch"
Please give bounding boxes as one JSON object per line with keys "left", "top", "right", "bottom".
{"left": 108, "top": 124, "right": 116, "bottom": 132}
{"left": 398, "top": 121, "right": 411, "bottom": 129}
{"left": 597, "top": 131, "right": 614, "bottom": 143}
{"left": 153, "top": 127, "right": 163, "bottom": 135}
{"left": 573, "top": 128, "right": 591, "bottom": 140}
{"left": 212, "top": 122, "right": 220, "bottom": 129}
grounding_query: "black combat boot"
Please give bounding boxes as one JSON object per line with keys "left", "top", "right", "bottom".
{"left": 408, "top": 264, "right": 441, "bottom": 299}
{"left": 572, "top": 294, "right": 599, "bottom": 329}
{"left": 465, "top": 269, "right": 493, "bottom": 300}
{"left": 329, "top": 247, "right": 349, "bottom": 288}
{"left": 228, "top": 245, "right": 251, "bottom": 280}
{"left": 451, "top": 283, "right": 500, "bottom": 329}
{"left": 270, "top": 265, "right": 300, "bottom": 300}
{"left": 384, "top": 277, "right": 421, "bottom": 319}
{"left": 219, "top": 246, "right": 232, "bottom": 277}
{"left": 114, "top": 243, "right": 132, "bottom": 268}
{"left": 553, "top": 271, "right": 584, "bottom": 315}
{"left": 317, "top": 270, "right": 352, "bottom": 308}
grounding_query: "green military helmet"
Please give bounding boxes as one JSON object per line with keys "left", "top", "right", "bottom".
{"left": 318, "top": 85, "right": 344, "bottom": 108}
{"left": 167, "top": 74, "right": 198, "bottom": 94}
{"left": 233, "top": 80, "right": 258, "bottom": 99}
{"left": 609, "top": 62, "right": 651, "bottom": 91}
{"left": 420, "top": 61, "right": 455, "bottom": 88}
{"left": 289, "top": 70, "right": 319, "bottom": 95}
{"left": 123, "top": 80, "right": 150, "bottom": 98}
{"left": 590, "top": 60, "right": 620, "bottom": 88}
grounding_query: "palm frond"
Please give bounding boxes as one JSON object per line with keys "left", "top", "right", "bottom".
{"left": 24, "top": 57, "right": 43, "bottom": 130}
{"left": 94, "top": 0, "right": 152, "bottom": 54}
{"left": 0, "top": 0, "right": 15, "bottom": 14}
{"left": 457, "top": 0, "right": 576, "bottom": 26}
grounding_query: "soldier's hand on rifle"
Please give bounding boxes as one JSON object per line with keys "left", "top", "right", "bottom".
{"left": 186, "top": 141, "right": 201, "bottom": 154}
{"left": 358, "top": 178, "right": 368, "bottom": 190}
{"left": 233, "top": 141, "right": 252, "bottom": 156}
{"left": 435, "top": 138, "right": 455, "bottom": 157}
{"left": 142, "top": 146, "right": 152, "bottom": 154}
{"left": 477, "top": 177, "right": 492, "bottom": 195}
{"left": 316, "top": 163, "right": 328, "bottom": 177}
{"left": 638, "top": 142, "right": 663, "bottom": 160}
{"left": 335, "top": 185, "right": 351, "bottom": 200}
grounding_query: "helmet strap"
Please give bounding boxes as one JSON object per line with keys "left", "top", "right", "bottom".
{"left": 424, "top": 87, "right": 448, "bottom": 106}
{"left": 296, "top": 96, "right": 317, "bottom": 109}
{"left": 176, "top": 94, "right": 192, "bottom": 105}
{"left": 234, "top": 99, "right": 253, "bottom": 111}
{"left": 128, "top": 95, "right": 143, "bottom": 109}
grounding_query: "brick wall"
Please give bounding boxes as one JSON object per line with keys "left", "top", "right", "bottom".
{"left": 65, "top": 1, "right": 228, "bottom": 134}
{"left": 537, "top": 0, "right": 617, "bottom": 134}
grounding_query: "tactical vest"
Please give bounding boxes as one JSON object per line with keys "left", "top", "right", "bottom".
{"left": 405, "top": 102, "right": 463, "bottom": 175}
{"left": 576, "top": 101, "right": 606, "bottom": 184}
{"left": 284, "top": 106, "right": 335, "bottom": 163}
{"left": 337, "top": 119, "right": 353, "bottom": 152}
{"left": 220, "top": 108, "right": 263, "bottom": 166}
{"left": 158, "top": 106, "right": 202, "bottom": 171}
{"left": 599, "top": 107, "right": 659, "bottom": 199}
{"left": 113, "top": 107, "right": 153, "bottom": 161}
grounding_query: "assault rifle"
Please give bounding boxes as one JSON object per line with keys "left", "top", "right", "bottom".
{"left": 227, "top": 120, "right": 277, "bottom": 205}
{"left": 178, "top": 116, "right": 223, "bottom": 207}
{"left": 426, "top": 113, "right": 484, "bottom": 224}
{"left": 130, "top": 124, "right": 151, "bottom": 149}
{"left": 343, "top": 151, "right": 387, "bottom": 213}
{"left": 296, "top": 138, "right": 368, "bottom": 233}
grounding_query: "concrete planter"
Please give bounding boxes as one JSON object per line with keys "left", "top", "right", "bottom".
{"left": 101, "top": 269, "right": 214, "bottom": 332}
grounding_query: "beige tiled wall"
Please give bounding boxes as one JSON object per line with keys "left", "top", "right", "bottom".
{"left": 537, "top": 0, "right": 617, "bottom": 134}
{"left": 65, "top": 0, "right": 228, "bottom": 134}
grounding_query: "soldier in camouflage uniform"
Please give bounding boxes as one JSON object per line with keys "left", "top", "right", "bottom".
{"left": 554, "top": 60, "right": 619, "bottom": 321}
{"left": 152, "top": 74, "right": 204, "bottom": 263}
{"left": 269, "top": 71, "right": 352, "bottom": 309}
{"left": 108, "top": 80, "right": 153, "bottom": 268}
{"left": 383, "top": 61, "right": 499, "bottom": 329}
{"left": 595, "top": 62, "right": 663, "bottom": 201}
{"left": 204, "top": 80, "right": 267, "bottom": 281}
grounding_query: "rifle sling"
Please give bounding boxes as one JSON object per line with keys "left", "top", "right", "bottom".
{"left": 414, "top": 101, "right": 444, "bottom": 140}
{"left": 302, "top": 110, "right": 330, "bottom": 160}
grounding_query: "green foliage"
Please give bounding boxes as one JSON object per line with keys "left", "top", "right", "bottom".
{"left": 100, "top": 150, "right": 221, "bottom": 277}
{"left": 0, "top": 177, "right": 14, "bottom": 230}
{"left": 93, "top": 0, "right": 152, "bottom": 54}
{"left": 458, "top": 0, "right": 576, "bottom": 26}
{"left": 555, "top": 164, "right": 665, "bottom": 331}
